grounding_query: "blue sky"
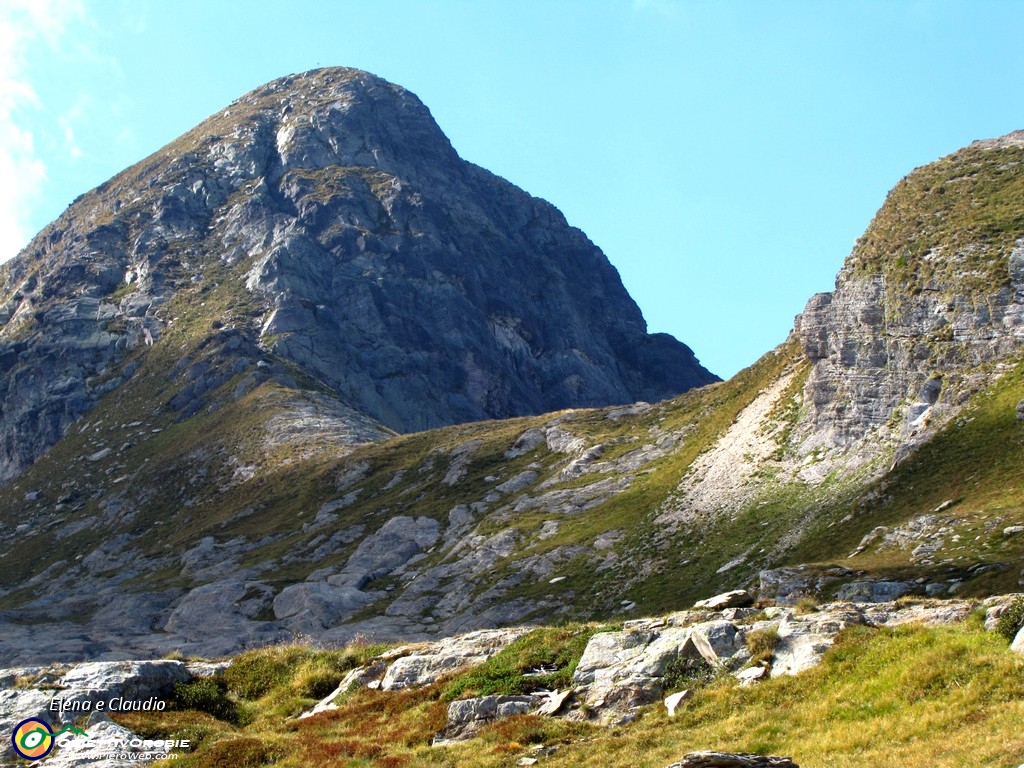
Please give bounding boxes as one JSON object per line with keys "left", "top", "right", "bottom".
{"left": 2, "top": 1, "right": 1024, "bottom": 379}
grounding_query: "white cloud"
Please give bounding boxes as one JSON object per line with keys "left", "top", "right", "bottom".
{"left": 0, "top": 0, "right": 85, "bottom": 263}
{"left": 58, "top": 113, "right": 83, "bottom": 159}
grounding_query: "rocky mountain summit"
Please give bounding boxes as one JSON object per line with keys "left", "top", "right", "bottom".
{"left": 0, "top": 66, "right": 715, "bottom": 484}
{"left": 1, "top": 73, "right": 1024, "bottom": 667}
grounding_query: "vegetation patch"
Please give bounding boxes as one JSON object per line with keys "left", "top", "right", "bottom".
{"left": 997, "top": 595, "right": 1024, "bottom": 642}
{"left": 118, "top": 620, "right": 1024, "bottom": 768}
{"left": 442, "top": 624, "right": 596, "bottom": 701}
{"left": 745, "top": 627, "right": 781, "bottom": 667}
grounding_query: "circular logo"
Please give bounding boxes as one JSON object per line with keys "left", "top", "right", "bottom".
{"left": 11, "top": 718, "right": 54, "bottom": 761}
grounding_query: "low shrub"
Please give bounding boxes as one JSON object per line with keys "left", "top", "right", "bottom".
{"left": 192, "top": 736, "right": 281, "bottom": 768}
{"left": 996, "top": 596, "right": 1024, "bottom": 642}
{"left": 746, "top": 627, "right": 781, "bottom": 665}
{"left": 172, "top": 677, "right": 240, "bottom": 725}
{"left": 662, "top": 655, "right": 717, "bottom": 692}
{"left": 795, "top": 596, "right": 819, "bottom": 614}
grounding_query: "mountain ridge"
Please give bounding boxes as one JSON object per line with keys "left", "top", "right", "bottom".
{"left": 1, "top": 70, "right": 1023, "bottom": 665}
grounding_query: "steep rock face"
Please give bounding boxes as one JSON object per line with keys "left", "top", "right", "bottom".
{"left": 792, "top": 133, "right": 1024, "bottom": 472}
{"left": 0, "top": 67, "right": 716, "bottom": 483}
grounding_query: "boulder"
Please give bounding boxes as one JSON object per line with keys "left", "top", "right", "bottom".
{"left": 572, "top": 620, "right": 748, "bottom": 718}
{"left": 271, "top": 581, "right": 378, "bottom": 632}
{"left": 380, "top": 627, "right": 528, "bottom": 690}
{"left": 835, "top": 580, "right": 913, "bottom": 603}
{"left": 164, "top": 579, "right": 279, "bottom": 642}
{"left": 771, "top": 606, "right": 864, "bottom": 678}
{"left": 536, "top": 689, "right": 571, "bottom": 716}
{"left": 664, "top": 689, "right": 692, "bottom": 716}
{"left": 693, "top": 590, "right": 754, "bottom": 610}
{"left": 0, "top": 687, "right": 54, "bottom": 739}
{"left": 328, "top": 515, "right": 441, "bottom": 589}
{"left": 37, "top": 714, "right": 141, "bottom": 768}
{"left": 54, "top": 661, "right": 190, "bottom": 721}
{"left": 668, "top": 752, "right": 799, "bottom": 767}
{"left": 733, "top": 664, "right": 769, "bottom": 686}
{"left": 446, "top": 695, "right": 536, "bottom": 725}
{"left": 433, "top": 694, "right": 537, "bottom": 744}
{"left": 1012, "top": 626, "right": 1024, "bottom": 654}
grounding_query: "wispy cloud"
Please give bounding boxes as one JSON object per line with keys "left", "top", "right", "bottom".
{"left": 0, "top": 0, "right": 85, "bottom": 263}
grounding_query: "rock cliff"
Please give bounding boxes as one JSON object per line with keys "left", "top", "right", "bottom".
{"left": 0, "top": 66, "right": 716, "bottom": 484}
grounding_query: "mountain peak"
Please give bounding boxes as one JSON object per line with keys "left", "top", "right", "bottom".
{"left": 0, "top": 68, "right": 717, "bottom": 483}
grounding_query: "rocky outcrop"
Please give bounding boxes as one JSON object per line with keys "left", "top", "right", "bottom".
{"left": 652, "top": 134, "right": 1024, "bottom": 599}
{"left": 667, "top": 753, "right": 802, "bottom": 765}
{"left": 792, "top": 143, "right": 1024, "bottom": 476}
{"left": 668, "top": 753, "right": 798, "bottom": 768}
{"left": 770, "top": 605, "right": 864, "bottom": 677}
{"left": 0, "top": 660, "right": 194, "bottom": 766}
{"left": 380, "top": 628, "right": 530, "bottom": 690}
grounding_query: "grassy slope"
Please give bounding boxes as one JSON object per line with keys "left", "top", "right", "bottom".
{"left": 3, "top": 321, "right": 1023, "bottom": 621}
{"left": 784, "top": 352, "right": 1024, "bottom": 595}
{"left": 851, "top": 143, "right": 1024, "bottom": 294}
{"left": 109, "top": 615, "right": 1024, "bottom": 768}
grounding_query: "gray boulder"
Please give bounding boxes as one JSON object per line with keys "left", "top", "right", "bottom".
{"left": 572, "top": 620, "right": 747, "bottom": 719}
{"left": 1012, "top": 625, "right": 1024, "bottom": 654}
{"left": 164, "top": 579, "right": 278, "bottom": 641}
{"left": 36, "top": 715, "right": 141, "bottom": 768}
{"left": 380, "top": 627, "right": 528, "bottom": 690}
{"left": 328, "top": 515, "right": 441, "bottom": 589}
{"left": 835, "top": 580, "right": 914, "bottom": 603}
{"left": 0, "top": 687, "right": 53, "bottom": 741}
{"left": 433, "top": 694, "right": 538, "bottom": 745}
{"left": 272, "top": 581, "right": 378, "bottom": 632}
{"left": 693, "top": 590, "right": 754, "bottom": 610}
{"left": 53, "top": 661, "right": 190, "bottom": 720}
{"left": 771, "top": 606, "right": 864, "bottom": 678}
{"left": 447, "top": 695, "right": 537, "bottom": 725}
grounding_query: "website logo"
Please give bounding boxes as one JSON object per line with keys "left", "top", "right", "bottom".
{"left": 11, "top": 718, "right": 87, "bottom": 761}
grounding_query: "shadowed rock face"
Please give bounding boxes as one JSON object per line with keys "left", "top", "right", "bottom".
{"left": 0, "top": 66, "right": 717, "bottom": 483}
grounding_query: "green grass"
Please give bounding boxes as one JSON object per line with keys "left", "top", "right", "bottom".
{"left": 112, "top": 618, "right": 1024, "bottom": 768}
{"left": 440, "top": 624, "right": 597, "bottom": 701}
{"left": 785, "top": 353, "right": 1024, "bottom": 590}
{"left": 851, "top": 144, "right": 1024, "bottom": 296}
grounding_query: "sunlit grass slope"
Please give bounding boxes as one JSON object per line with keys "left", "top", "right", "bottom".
{"left": 111, "top": 616, "right": 1024, "bottom": 768}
